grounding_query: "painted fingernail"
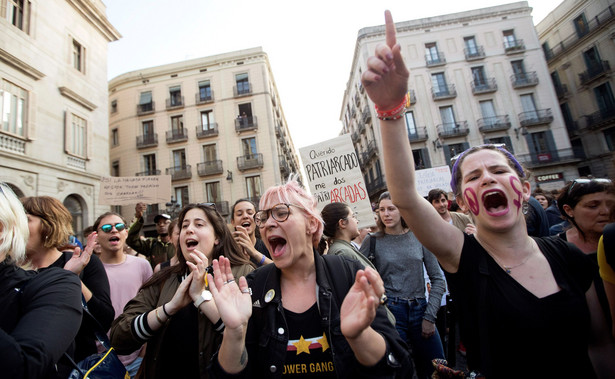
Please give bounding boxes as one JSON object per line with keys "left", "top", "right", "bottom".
{"left": 386, "top": 53, "right": 393, "bottom": 60}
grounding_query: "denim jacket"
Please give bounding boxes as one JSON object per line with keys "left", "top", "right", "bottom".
{"left": 209, "top": 252, "right": 411, "bottom": 378}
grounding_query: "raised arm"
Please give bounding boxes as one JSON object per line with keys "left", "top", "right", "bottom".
{"left": 361, "top": 10, "right": 464, "bottom": 272}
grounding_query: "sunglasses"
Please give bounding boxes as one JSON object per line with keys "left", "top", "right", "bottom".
{"left": 199, "top": 202, "right": 217, "bottom": 210}
{"left": 567, "top": 178, "right": 612, "bottom": 196}
{"left": 99, "top": 223, "right": 126, "bottom": 233}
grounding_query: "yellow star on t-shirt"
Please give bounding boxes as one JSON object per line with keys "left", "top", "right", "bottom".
{"left": 293, "top": 336, "right": 311, "bottom": 355}
{"left": 317, "top": 333, "right": 330, "bottom": 352}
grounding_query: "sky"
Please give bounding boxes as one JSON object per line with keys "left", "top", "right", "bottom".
{"left": 104, "top": 0, "right": 559, "bottom": 150}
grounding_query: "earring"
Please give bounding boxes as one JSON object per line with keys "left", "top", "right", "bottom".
{"left": 522, "top": 201, "right": 529, "bottom": 215}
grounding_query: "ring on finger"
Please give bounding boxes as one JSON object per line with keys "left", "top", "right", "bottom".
{"left": 241, "top": 288, "right": 252, "bottom": 295}
{"left": 379, "top": 294, "right": 388, "bottom": 305}
{"left": 224, "top": 279, "right": 235, "bottom": 285}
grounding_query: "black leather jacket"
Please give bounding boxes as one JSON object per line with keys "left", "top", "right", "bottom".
{"left": 209, "top": 252, "right": 411, "bottom": 378}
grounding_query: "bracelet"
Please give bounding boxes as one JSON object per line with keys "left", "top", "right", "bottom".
{"left": 259, "top": 254, "right": 266, "bottom": 266}
{"left": 375, "top": 94, "right": 408, "bottom": 121}
{"left": 162, "top": 303, "right": 171, "bottom": 318}
{"left": 155, "top": 308, "right": 164, "bottom": 324}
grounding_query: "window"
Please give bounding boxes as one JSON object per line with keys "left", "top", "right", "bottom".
{"left": 174, "top": 186, "right": 189, "bottom": 208}
{"left": 173, "top": 149, "right": 187, "bottom": 168}
{"left": 203, "top": 144, "right": 217, "bottom": 162}
{"left": 405, "top": 111, "right": 417, "bottom": 136}
{"left": 198, "top": 80, "right": 212, "bottom": 102}
{"left": 205, "top": 182, "right": 221, "bottom": 203}
{"left": 63, "top": 195, "right": 83, "bottom": 242}
{"left": 143, "top": 153, "right": 156, "bottom": 174}
{"left": 594, "top": 82, "right": 615, "bottom": 114}
{"left": 72, "top": 39, "right": 85, "bottom": 73}
{"left": 139, "top": 91, "right": 153, "bottom": 113}
{"left": 111, "top": 160, "right": 120, "bottom": 177}
{"left": 464, "top": 36, "right": 478, "bottom": 55}
{"left": 471, "top": 66, "right": 487, "bottom": 86}
{"left": 110, "top": 100, "right": 117, "bottom": 113}
{"left": 111, "top": 128, "right": 119, "bottom": 147}
{"left": 439, "top": 106, "right": 456, "bottom": 128}
{"left": 574, "top": 14, "right": 589, "bottom": 37}
{"left": 169, "top": 86, "right": 182, "bottom": 107}
{"left": 520, "top": 94, "right": 538, "bottom": 119}
{"left": 583, "top": 47, "right": 601, "bottom": 70}
{"left": 479, "top": 100, "right": 497, "bottom": 125}
{"left": 530, "top": 131, "right": 549, "bottom": 154}
{"left": 503, "top": 30, "right": 518, "bottom": 49}
{"left": 412, "top": 148, "right": 430, "bottom": 170}
{"left": 6, "top": 0, "right": 30, "bottom": 32}
{"left": 200, "top": 110, "right": 214, "bottom": 131}
{"left": 445, "top": 143, "right": 467, "bottom": 164}
{"left": 511, "top": 60, "right": 525, "bottom": 75}
{"left": 560, "top": 103, "right": 575, "bottom": 131}
{"left": 1, "top": 79, "right": 27, "bottom": 137}
{"left": 605, "top": 127, "right": 615, "bottom": 152}
{"left": 542, "top": 42, "right": 552, "bottom": 59}
{"left": 67, "top": 113, "right": 87, "bottom": 157}
{"left": 236, "top": 73, "right": 250, "bottom": 95}
{"left": 484, "top": 136, "right": 514, "bottom": 154}
{"left": 242, "top": 137, "right": 258, "bottom": 157}
{"left": 171, "top": 115, "right": 183, "bottom": 133}
{"left": 431, "top": 73, "right": 449, "bottom": 95}
{"left": 550, "top": 71, "right": 562, "bottom": 88}
{"left": 425, "top": 43, "right": 441, "bottom": 64}
{"left": 246, "top": 175, "right": 262, "bottom": 200}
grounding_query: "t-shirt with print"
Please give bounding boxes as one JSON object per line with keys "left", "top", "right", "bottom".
{"left": 282, "top": 303, "right": 335, "bottom": 377}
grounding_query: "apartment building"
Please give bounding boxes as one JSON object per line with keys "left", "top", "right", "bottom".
{"left": 537, "top": 0, "right": 615, "bottom": 179}
{"left": 341, "top": 1, "right": 577, "bottom": 199}
{"left": 108, "top": 47, "right": 300, "bottom": 225}
{"left": 0, "top": 0, "right": 120, "bottom": 239}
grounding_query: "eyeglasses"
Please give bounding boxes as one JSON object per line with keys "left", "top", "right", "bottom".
{"left": 567, "top": 178, "right": 612, "bottom": 196}
{"left": 99, "top": 223, "right": 126, "bottom": 233}
{"left": 254, "top": 203, "right": 304, "bottom": 227}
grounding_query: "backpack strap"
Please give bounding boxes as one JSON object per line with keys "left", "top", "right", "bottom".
{"left": 368, "top": 233, "right": 376, "bottom": 264}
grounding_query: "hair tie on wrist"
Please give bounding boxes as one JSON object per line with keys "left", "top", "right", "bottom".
{"left": 162, "top": 303, "right": 171, "bottom": 318}
{"left": 259, "top": 254, "right": 266, "bottom": 266}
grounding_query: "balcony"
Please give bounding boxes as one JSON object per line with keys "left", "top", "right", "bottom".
{"left": 165, "top": 96, "right": 184, "bottom": 110}
{"left": 166, "top": 128, "right": 188, "bottom": 144}
{"left": 350, "top": 106, "right": 357, "bottom": 118}
{"left": 195, "top": 91, "right": 214, "bottom": 104}
{"left": 135, "top": 169, "right": 161, "bottom": 176}
{"left": 197, "top": 160, "right": 223, "bottom": 177}
{"left": 366, "top": 140, "right": 378, "bottom": 160}
{"left": 425, "top": 52, "right": 446, "bottom": 67}
{"left": 235, "top": 116, "right": 258, "bottom": 132}
{"left": 358, "top": 122, "right": 366, "bottom": 134}
{"left": 137, "top": 102, "right": 155, "bottom": 116}
{"left": 351, "top": 131, "right": 360, "bottom": 144}
{"left": 166, "top": 165, "right": 192, "bottom": 181}
{"left": 279, "top": 155, "right": 290, "bottom": 176}
{"left": 464, "top": 46, "right": 485, "bottom": 61}
{"left": 471, "top": 78, "right": 497, "bottom": 94}
{"left": 354, "top": 92, "right": 360, "bottom": 107}
{"left": 478, "top": 115, "right": 511, "bottom": 133}
{"left": 136, "top": 134, "right": 158, "bottom": 149}
{"left": 519, "top": 109, "right": 553, "bottom": 127}
{"left": 408, "top": 90, "right": 417, "bottom": 105}
{"left": 362, "top": 107, "right": 372, "bottom": 124}
{"left": 432, "top": 84, "right": 457, "bottom": 100}
{"left": 408, "top": 127, "right": 429, "bottom": 142}
{"left": 234, "top": 83, "right": 252, "bottom": 97}
{"left": 437, "top": 121, "right": 470, "bottom": 138}
{"left": 584, "top": 106, "right": 615, "bottom": 130}
{"left": 511, "top": 72, "right": 539, "bottom": 88}
{"left": 554, "top": 83, "right": 569, "bottom": 100}
{"left": 237, "top": 153, "right": 264, "bottom": 171}
{"left": 579, "top": 60, "right": 611, "bottom": 87}
{"left": 215, "top": 201, "right": 230, "bottom": 216}
{"left": 366, "top": 177, "right": 387, "bottom": 197}
{"left": 275, "top": 125, "right": 285, "bottom": 138}
{"left": 196, "top": 123, "right": 219, "bottom": 139}
{"left": 504, "top": 39, "right": 525, "bottom": 54}
{"left": 515, "top": 147, "right": 582, "bottom": 168}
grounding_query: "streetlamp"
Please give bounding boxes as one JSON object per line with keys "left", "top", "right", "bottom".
{"left": 165, "top": 197, "right": 181, "bottom": 219}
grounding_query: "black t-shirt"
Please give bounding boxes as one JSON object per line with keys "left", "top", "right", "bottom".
{"left": 282, "top": 303, "right": 335, "bottom": 377}
{"left": 446, "top": 234, "right": 595, "bottom": 378}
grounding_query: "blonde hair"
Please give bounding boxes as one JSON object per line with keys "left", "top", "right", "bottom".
{"left": 0, "top": 183, "right": 29, "bottom": 264}
{"left": 259, "top": 175, "right": 324, "bottom": 247}
{"left": 21, "top": 196, "right": 73, "bottom": 249}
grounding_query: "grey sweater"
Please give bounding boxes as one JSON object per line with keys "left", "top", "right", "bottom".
{"left": 360, "top": 231, "right": 445, "bottom": 323}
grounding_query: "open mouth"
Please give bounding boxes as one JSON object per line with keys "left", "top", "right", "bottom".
{"left": 482, "top": 190, "right": 508, "bottom": 216}
{"left": 109, "top": 236, "right": 120, "bottom": 243}
{"left": 268, "top": 236, "right": 287, "bottom": 257}
{"left": 241, "top": 221, "right": 251, "bottom": 228}
{"left": 185, "top": 239, "right": 198, "bottom": 249}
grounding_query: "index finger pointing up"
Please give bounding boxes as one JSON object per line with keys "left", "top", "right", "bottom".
{"left": 385, "top": 10, "right": 396, "bottom": 48}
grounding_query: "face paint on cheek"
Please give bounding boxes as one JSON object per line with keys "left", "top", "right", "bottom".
{"left": 510, "top": 176, "right": 523, "bottom": 214}
{"left": 464, "top": 188, "right": 480, "bottom": 216}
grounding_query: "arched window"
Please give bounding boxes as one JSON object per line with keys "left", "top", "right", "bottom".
{"left": 63, "top": 195, "right": 84, "bottom": 242}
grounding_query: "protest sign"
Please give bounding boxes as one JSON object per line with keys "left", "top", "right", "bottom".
{"left": 299, "top": 134, "right": 374, "bottom": 228}
{"left": 99, "top": 175, "right": 172, "bottom": 205}
{"left": 415, "top": 166, "right": 452, "bottom": 197}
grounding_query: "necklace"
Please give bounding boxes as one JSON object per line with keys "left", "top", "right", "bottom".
{"left": 490, "top": 251, "right": 533, "bottom": 274}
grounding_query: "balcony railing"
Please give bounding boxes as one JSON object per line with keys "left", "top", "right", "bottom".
{"left": 358, "top": 122, "right": 366, "bottom": 134}
{"left": 511, "top": 72, "right": 539, "bottom": 88}
{"left": 425, "top": 52, "right": 446, "bottom": 67}
{"left": 464, "top": 46, "right": 485, "bottom": 61}
{"left": 408, "top": 127, "right": 429, "bottom": 142}
{"left": 166, "top": 165, "right": 192, "bottom": 181}
{"left": 234, "top": 83, "right": 252, "bottom": 97}
{"left": 279, "top": 155, "right": 290, "bottom": 175}
{"left": 137, "top": 102, "right": 155, "bottom": 115}
{"left": 235, "top": 116, "right": 258, "bottom": 132}
{"left": 408, "top": 89, "right": 417, "bottom": 105}
{"left": 165, "top": 96, "right": 184, "bottom": 109}
{"left": 366, "top": 177, "right": 387, "bottom": 197}
{"left": 515, "top": 147, "right": 582, "bottom": 168}
{"left": 504, "top": 39, "right": 525, "bottom": 54}
{"left": 437, "top": 121, "right": 470, "bottom": 138}
{"left": 579, "top": 60, "right": 611, "bottom": 86}
{"left": 471, "top": 78, "right": 497, "bottom": 94}
{"left": 351, "top": 131, "right": 360, "bottom": 144}
{"left": 432, "top": 84, "right": 457, "bottom": 100}
{"left": 166, "top": 128, "right": 188, "bottom": 144}
{"left": 237, "top": 153, "right": 264, "bottom": 171}
{"left": 584, "top": 106, "right": 615, "bottom": 129}
{"left": 362, "top": 107, "right": 371, "bottom": 124}
{"left": 135, "top": 169, "right": 161, "bottom": 176}
{"left": 136, "top": 134, "right": 158, "bottom": 149}
{"left": 478, "top": 115, "right": 511, "bottom": 133}
{"left": 215, "top": 201, "right": 230, "bottom": 216}
{"left": 366, "top": 140, "right": 378, "bottom": 160}
{"left": 519, "top": 109, "right": 553, "bottom": 127}
{"left": 544, "top": 4, "right": 615, "bottom": 62}
{"left": 195, "top": 91, "right": 214, "bottom": 104}
{"left": 554, "top": 83, "right": 569, "bottom": 99}
{"left": 275, "top": 124, "right": 285, "bottom": 138}
{"left": 197, "top": 160, "right": 223, "bottom": 176}
{"left": 196, "top": 124, "right": 218, "bottom": 138}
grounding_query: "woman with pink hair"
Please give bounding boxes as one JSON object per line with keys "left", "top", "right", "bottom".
{"left": 207, "top": 176, "right": 411, "bottom": 378}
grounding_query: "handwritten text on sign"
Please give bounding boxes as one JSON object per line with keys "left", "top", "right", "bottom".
{"left": 300, "top": 134, "right": 373, "bottom": 228}
{"left": 415, "top": 166, "right": 452, "bottom": 197}
{"left": 99, "top": 176, "right": 172, "bottom": 206}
